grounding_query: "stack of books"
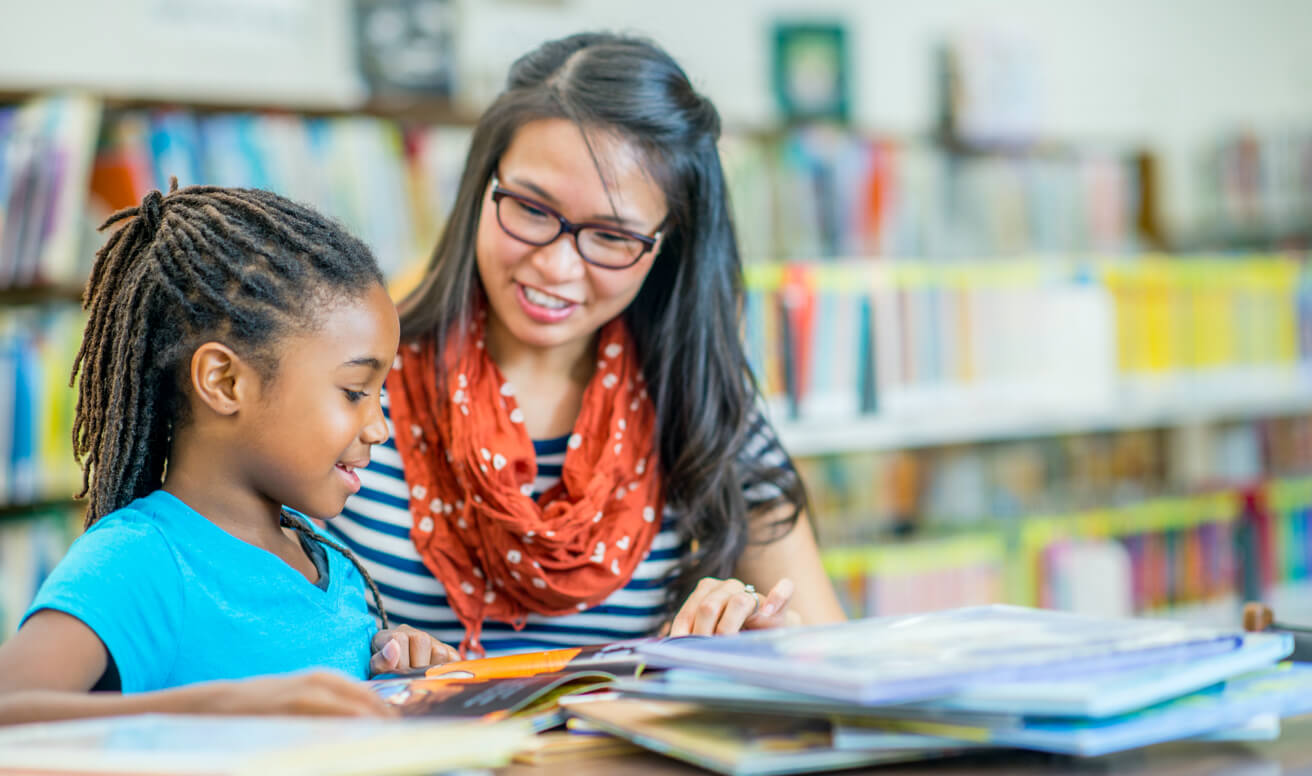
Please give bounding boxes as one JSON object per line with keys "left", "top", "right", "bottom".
{"left": 567, "top": 605, "right": 1312, "bottom": 775}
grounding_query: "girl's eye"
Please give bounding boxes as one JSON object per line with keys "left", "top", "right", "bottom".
{"left": 343, "top": 389, "right": 367, "bottom": 403}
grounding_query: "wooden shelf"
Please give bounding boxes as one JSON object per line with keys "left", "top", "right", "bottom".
{"left": 777, "top": 374, "right": 1312, "bottom": 456}
{"left": 0, "top": 497, "right": 82, "bottom": 521}
{"left": 0, "top": 88, "right": 482, "bottom": 126}
{"left": 0, "top": 286, "right": 85, "bottom": 305}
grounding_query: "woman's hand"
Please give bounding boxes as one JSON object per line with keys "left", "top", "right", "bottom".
{"left": 369, "top": 625, "right": 460, "bottom": 676}
{"left": 663, "top": 577, "right": 801, "bottom": 637}
{"left": 194, "top": 672, "right": 396, "bottom": 717}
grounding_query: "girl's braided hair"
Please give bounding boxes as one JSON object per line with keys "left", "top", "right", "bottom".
{"left": 71, "top": 180, "right": 393, "bottom": 627}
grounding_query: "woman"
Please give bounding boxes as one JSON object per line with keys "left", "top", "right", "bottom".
{"left": 328, "top": 32, "right": 845, "bottom": 656}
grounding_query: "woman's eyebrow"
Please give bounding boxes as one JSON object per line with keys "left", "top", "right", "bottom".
{"left": 508, "top": 176, "right": 559, "bottom": 205}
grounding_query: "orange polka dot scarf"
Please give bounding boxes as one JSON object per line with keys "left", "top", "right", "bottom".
{"left": 386, "top": 317, "right": 665, "bottom": 655}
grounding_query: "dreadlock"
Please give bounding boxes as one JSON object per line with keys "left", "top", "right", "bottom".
{"left": 70, "top": 179, "right": 392, "bottom": 627}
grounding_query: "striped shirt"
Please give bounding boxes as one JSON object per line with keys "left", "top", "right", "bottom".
{"left": 327, "top": 391, "right": 792, "bottom": 655}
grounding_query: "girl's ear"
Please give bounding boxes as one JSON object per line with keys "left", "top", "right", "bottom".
{"left": 189, "top": 342, "right": 256, "bottom": 416}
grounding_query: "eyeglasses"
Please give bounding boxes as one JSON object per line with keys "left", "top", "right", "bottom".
{"left": 489, "top": 174, "right": 663, "bottom": 270}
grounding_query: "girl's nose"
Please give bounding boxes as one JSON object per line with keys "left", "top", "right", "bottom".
{"left": 362, "top": 398, "right": 389, "bottom": 446}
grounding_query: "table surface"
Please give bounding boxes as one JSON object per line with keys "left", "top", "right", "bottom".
{"left": 498, "top": 714, "right": 1312, "bottom": 776}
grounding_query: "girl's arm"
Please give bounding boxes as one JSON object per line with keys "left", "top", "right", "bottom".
{"left": 0, "top": 610, "right": 392, "bottom": 725}
{"left": 665, "top": 505, "right": 846, "bottom": 636}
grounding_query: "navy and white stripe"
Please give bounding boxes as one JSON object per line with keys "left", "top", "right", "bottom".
{"left": 327, "top": 391, "right": 791, "bottom": 655}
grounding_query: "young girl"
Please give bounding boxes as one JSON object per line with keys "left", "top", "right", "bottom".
{"left": 329, "top": 32, "right": 846, "bottom": 657}
{"left": 0, "top": 184, "right": 455, "bottom": 724}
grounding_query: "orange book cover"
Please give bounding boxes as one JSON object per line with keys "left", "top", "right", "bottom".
{"left": 370, "top": 640, "right": 659, "bottom": 723}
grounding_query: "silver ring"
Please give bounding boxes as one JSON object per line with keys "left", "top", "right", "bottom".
{"left": 742, "top": 584, "right": 760, "bottom": 616}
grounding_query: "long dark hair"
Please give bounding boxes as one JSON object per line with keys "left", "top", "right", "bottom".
{"left": 399, "top": 33, "right": 808, "bottom": 615}
{"left": 72, "top": 182, "right": 393, "bottom": 626}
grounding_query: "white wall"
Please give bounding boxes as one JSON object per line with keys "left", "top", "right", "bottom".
{"left": 3, "top": 0, "right": 1310, "bottom": 235}
{"left": 460, "top": 0, "right": 1312, "bottom": 237}
{"left": 0, "top": 0, "right": 364, "bottom": 108}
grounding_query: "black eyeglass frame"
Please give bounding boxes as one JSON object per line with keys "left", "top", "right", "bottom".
{"left": 488, "top": 174, "right": 664, "bottom": 270}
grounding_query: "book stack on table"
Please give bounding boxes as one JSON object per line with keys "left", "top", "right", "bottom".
{"left": 561, "top": 605, "right": 1312, "bottom": 776}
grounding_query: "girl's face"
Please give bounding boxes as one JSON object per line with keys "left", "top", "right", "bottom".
{"left": 475, "top": 118, "right": 668, "bottom": 365}
{"left": 240, "top": 283, "right": 400, "bottom": 519}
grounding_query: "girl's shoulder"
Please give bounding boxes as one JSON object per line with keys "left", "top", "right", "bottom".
{"left": 82, "top": 493, "right": 175, "bottom": 544}
{"left": 46, "top": 495, "right": 184, "bottom": 597}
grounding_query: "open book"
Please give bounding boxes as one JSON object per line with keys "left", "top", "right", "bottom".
{"left": 369, "top": 639, "right": 655, "bottom": 728}
{"left": 0, "top": 714, "right": 533, "bottom": 776}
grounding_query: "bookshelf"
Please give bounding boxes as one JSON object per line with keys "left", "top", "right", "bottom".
{"left": 746, "top": 255, "right": 1312, "bottom": 457}
{"left": 4, "top": 86, "right": 1312, "bottom": 636}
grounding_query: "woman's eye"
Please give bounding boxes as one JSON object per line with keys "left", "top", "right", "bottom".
{"left": 513, "top": 199, "right": 550, "bottom": 219}
{"left": 343, "top": 389, "right": 367, "bottom": 403}
{"left": 594, "top": 231, "right": 636, "bottom": 245}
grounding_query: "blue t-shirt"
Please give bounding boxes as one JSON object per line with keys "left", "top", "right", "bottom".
{"left": 22, "top": 490, "right": 375, "bottom": 692}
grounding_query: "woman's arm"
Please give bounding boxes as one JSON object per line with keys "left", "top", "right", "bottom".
{"left": 665, "top": 504, "right": 847, "bottom": 636}
{"left": 733, "top": 506, "right": 846, "bottom": 626}
{"left": 0, "top": 610, "right": 392, "bottom": 726}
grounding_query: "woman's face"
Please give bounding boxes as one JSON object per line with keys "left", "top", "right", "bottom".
{"left": 475, "top": 118, "right": 668, "bottom": 365}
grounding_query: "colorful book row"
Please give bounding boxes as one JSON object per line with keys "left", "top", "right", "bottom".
{"left": 818, "top": 480, "right": 1312, "bottom": 621}
{"left": 745, "top": 257, "right": 1312, "bottom": 427}
{"left": 1201, "top": 130, "right": 1312, "bottom": 246}
{"left": 0, "top": 94, "right": 102, "bottom": 289}
{"left": 89, "top": 105, "right": 472, "bottom": 285}
{"left": 0, "top": 93, "right": 474, "bottom": 291}
{"left": 720, "top": 127, "right": 1142, "bottom": 262}
{"left": 0, "top": 306, "right": 83, "bottom": 508}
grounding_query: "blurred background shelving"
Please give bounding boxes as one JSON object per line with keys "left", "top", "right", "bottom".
{"left": 3, "top": 0, "right": 1312, "bottom": 637}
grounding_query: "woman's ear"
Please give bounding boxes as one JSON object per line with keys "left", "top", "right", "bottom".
{"left": 189, "top": 342, "right": 255, "bottom": 416}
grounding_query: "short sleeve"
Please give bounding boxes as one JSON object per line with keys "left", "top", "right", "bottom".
{"left": 22, "top": 514, "right": 185, "bottom": 693}
{"left": 736, "top": 406, "right": 798, "bottom": 511}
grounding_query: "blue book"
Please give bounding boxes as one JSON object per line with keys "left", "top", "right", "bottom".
{"left": 619, "top": 631, "right": 1290, "bottom": 721}
{"left": 637, "top": 605, "right": 1243, "bottom": 706}
{"left": 9, "top": 325, "right": 36, "bottom": 504}
{"left": 149, "top": 111, "right": 203, "bottom": 189}
{"left": 834, "top": 662, "right": 1312, "bottom": 757}
{"left": 899, "top": 630, "right": 1292, "bottom": 717}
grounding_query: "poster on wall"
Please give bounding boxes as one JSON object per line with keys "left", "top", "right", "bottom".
{"left": 771, "top": 21, "right": 850, "bottom": 124}
{"left": 354, "top": 0, "right": 458, "bottom": 98}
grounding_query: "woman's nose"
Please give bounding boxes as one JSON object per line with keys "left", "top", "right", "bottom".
{"left": 530, "top": 233, "right": 587, "bottom": 282}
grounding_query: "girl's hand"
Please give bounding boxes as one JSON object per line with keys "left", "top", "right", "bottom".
{"left": 369, "top": 625, "right": 460, "bottom": 676}
{"left": 663, "top": 577, "right": 801, "bottom": 637}
{"left": 196, "top": 672, "right": 395, "bottom": 717}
